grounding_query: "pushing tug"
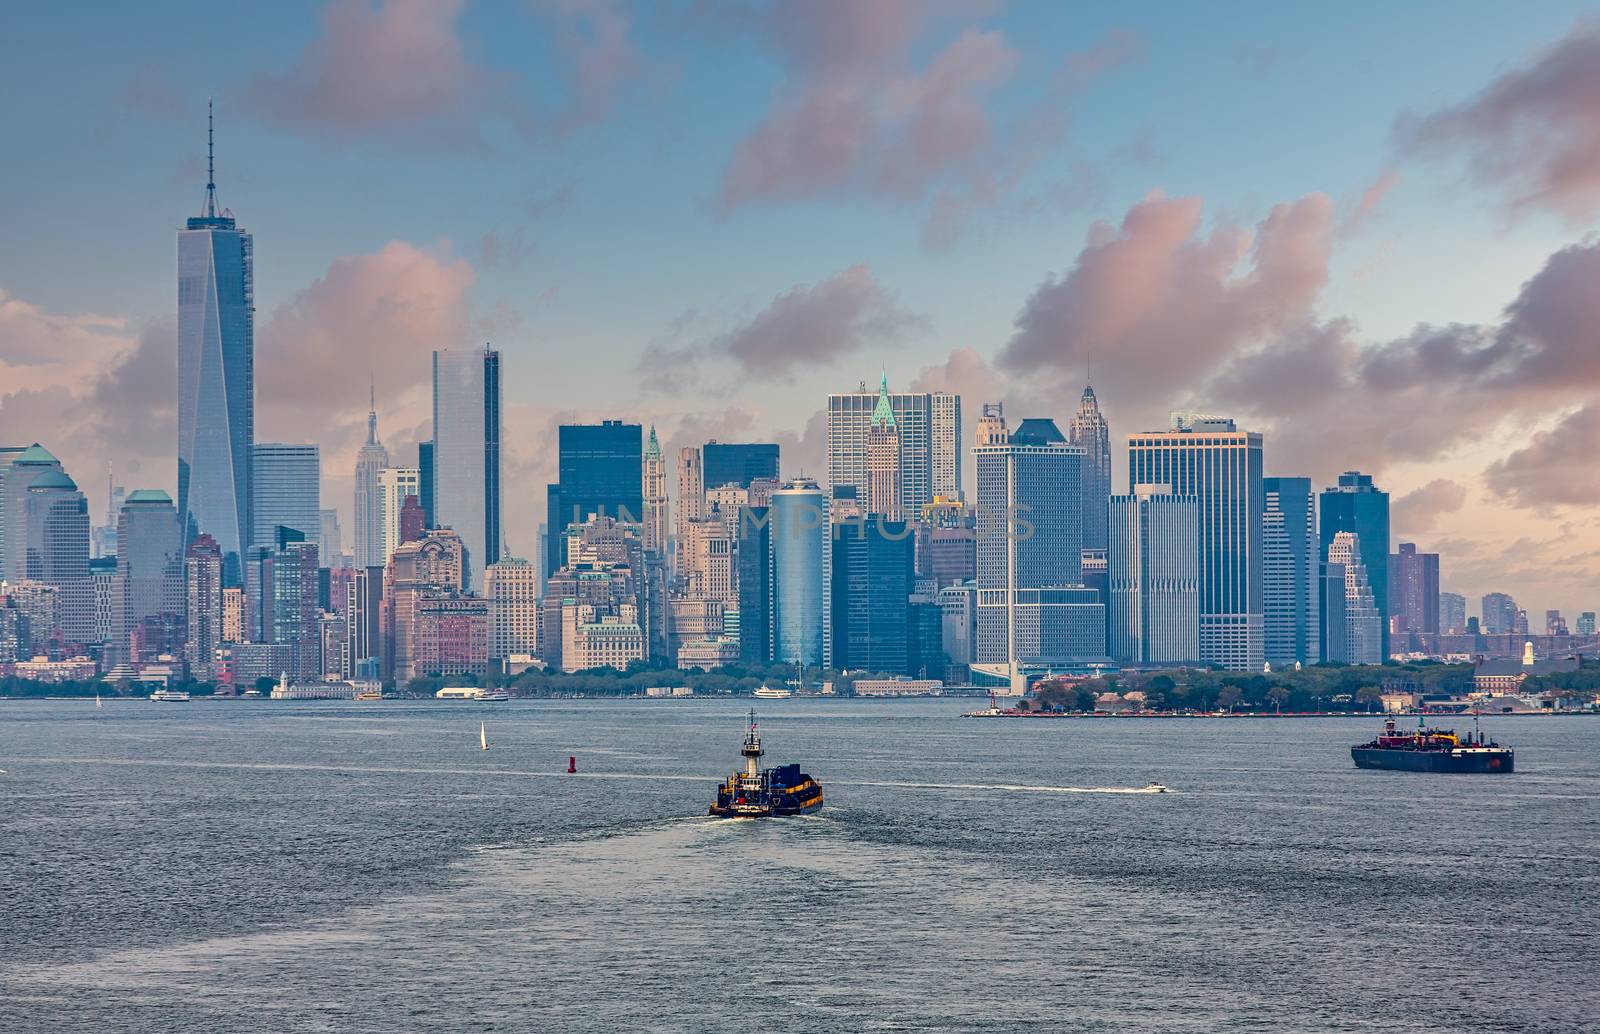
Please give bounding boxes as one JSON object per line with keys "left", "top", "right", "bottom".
{"left": 1352, "top": 715, "right": 1514, "bottom": 773}
{"left": 709, "top": 711, "right": 823, "bottom": 817}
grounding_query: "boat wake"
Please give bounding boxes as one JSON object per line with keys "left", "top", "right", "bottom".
{"left": 837, "top": 779, "right": 1172, "bottom": 795}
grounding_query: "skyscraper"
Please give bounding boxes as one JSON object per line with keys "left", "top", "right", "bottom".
{"left": 674, "top": 446, "right": 703, "bottom": 576}
{"left": 1481, "top": 592, "right": 1517, "bottom": 635}
{"left": 1262, "top": 476, "right": 1319, "bottom": 668}
{"left": 485, "top": 553, "right": 540, "bottom": 667}
{"left": 353, "top": 392, "right": 389, "bottom": 569}
{"left": 377, "top": 467, "right": 422, "bottom": 565}
{"left": 1108, "top": 484, "right": 1199, "bottom": 665}
{"left": 417, "top": 440, "right": 436, "bottom": 528}
{"left": 1320, "top": 472, "right": 1390, "bottom": 658}
{"left": 318, "top": 508, "right": 342, "bottom": 567}
{"left": 545, "top": 421, "right": 641, "bottom": 578}
{"left": 1440, "top": 591, "right": 1467, "bottom": 635}
{"left": 973, "top": 405, "right": 1102, "bottom": 685}
{"left": 1128, "top": 416, "right": 1264, "bottom": 671}
{"left": 184, "top": 534, "right": 223, "bottom": 681}
{"left": 1068, "top": 385, "right": 1111, "bottom": 554}
{"left": 251, "top": 444, "right": 320, "bottom": 550}
{"left": 1389, "top": 542, "right": 1440, "bottom": 635}
{"left": 771, "top": 478, "right": 826, "bottom": 668}
{"left": 117, "top": 490, "right": 184, "bottom": 660}
{"left": 1577, "top": 611, "right": 1596, "bottom": 636}
{"left": 738, "top": 505, "right": 774, "bottom": 665}
{"left": 642, "top": 426, "right": 667, "bottom": 556}
{"left": 864, "top": 372, "right": 903, "bottom": 520}
{"left": 432, "top": 346, "right": 501, "bottom": 590}
{"left": 1326, "top": 531, "right": 1381, "bottom": 664}
{"left": 178, "top": 104, "right": 253, "bottom": 584}
{"left": 702, "top": 442, "right": 780, "bottom": 491}
{"left": 827, "top": 377, "right": 960, "bottom": 519}
{"left": 831, "top": 514, "right": 913, "bottom": 674}
{"left": 2, "top": 443, "right": 63, "bottom": 583}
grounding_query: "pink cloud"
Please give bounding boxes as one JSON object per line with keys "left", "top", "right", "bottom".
{"left": 1392, "top": 478, "right": 1469, "bottom": 534}
{"left": 1396, "top": 18, "right": 1600, "bottom": 223}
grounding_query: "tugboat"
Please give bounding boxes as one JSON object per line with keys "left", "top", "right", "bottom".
{"left": 708, "top": 711, "right": 823, "bottom": 817}
{"left": 1352, "top": 714, "right": 1514, "bottom": 773}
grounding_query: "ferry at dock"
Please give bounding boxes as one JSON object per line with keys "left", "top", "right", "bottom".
{"left": 709, "top": 711, "right": 823, "bottom": 818}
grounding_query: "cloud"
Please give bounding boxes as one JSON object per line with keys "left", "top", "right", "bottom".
{"left": 1483, "top": 405, "right": 1600, "bottom": 507}
{"left": 1392, "top": 478, "right": 1468, "bottom": 534}
{"left": 638, "top": 264, "right": 917, "bottom": 387}
{"left": 1396, "top": 18, "right": 1600, "bottom": 222}
{"left": 244, "top": 0, "right": 488, "bottom": 141}
{"left": 996, "top": 192, "right": 1333, "bottom": 422}
{"left": 713, "top": 2, "right": 1138, "bottom": 246}
{"left": 1340, "top": 170, "right": 1399, "bottom": 236}
{"left": 528, "top": 0, "right": 651, "bottom": 138}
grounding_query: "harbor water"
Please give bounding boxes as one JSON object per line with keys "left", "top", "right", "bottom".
{"left": 1, "top": 698, "right": 1596, "bottom": 1032}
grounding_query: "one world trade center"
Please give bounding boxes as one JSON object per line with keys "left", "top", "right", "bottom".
{"left": 177, "top": 102, "right": 253, "bottom": 585}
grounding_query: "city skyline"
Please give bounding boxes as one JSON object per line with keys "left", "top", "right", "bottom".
{"left": 4, "top": 4, "right": 1600, "bottom": 615}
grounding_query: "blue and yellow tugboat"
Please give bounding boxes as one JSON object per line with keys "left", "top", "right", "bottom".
{"left": 709, "top": 711, "right": 823, "bottom": 817}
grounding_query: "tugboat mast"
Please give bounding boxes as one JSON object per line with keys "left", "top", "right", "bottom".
{"left": 742, "top": 710, "right": 763, "bottom": 780}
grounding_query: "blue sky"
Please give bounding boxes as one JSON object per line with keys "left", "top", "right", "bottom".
{"left": 3, "top": 1, "right": 1600, "bottom": 615}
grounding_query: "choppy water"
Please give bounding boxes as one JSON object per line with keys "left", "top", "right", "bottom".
{"left": 1, "top": 698, "right": 1596, "bottom": 1032}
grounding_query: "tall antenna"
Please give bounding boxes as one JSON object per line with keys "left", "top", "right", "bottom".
{"left": 204, "top": 97, "right": 218, "bottom": 218}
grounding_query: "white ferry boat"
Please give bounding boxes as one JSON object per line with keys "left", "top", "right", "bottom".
{"left": 752, "top": 685, "right": 793, "bottom": 700}
{"left": 149, "top": 689, "right": 191, "bottom": 702}
{"left": 435, "top": 687, "right": 510, "bottom": 701}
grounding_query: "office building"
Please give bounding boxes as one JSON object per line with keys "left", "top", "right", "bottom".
{"left": 353, "top": 395, "right": 388, "bottom": 569}
{"left": 251, "top": 444, "right": 320, "bottom": 550}
{"left": 545, "top": 421, "right": 642, "bottom": 578}
{"left": 432, "top": 346, "right": 502, "bottom": 590}
{"left": 1068, "top": 385, "right": 1111, "bottom": 554}
{"left": 863, "top": 372, "right": 903, "bottom": 520}
{"left": 1325, "top": 531, "right": 1381, "bottom": 664}
{"left": 184, "top": 534, "right": 223, "bottom": 681}
{"left": 1481, "top": 592, "right": 1518, "bottom": 635}
{"left": 827, "top": 376, "right": 960, "bottom": 519}
{"left": 1128, "top": 415, "right": 1264, "bottom": 671}
{"left": 973, "top": 406, "right": 1102, "bottom": 680}
{"left": 1262, "top": 476, "right": 1319, "bottom": 667}
{"left": 561, "top": 600, "right": 645, "bottom": 673}
{"left": 642, "top": 426, "right": 667, "bottom": 556}
{"left": 674, "top": 446, "right": 703, "bottom": 575}
{"left": 737, "top": 505, "right": 774, "bottom": 665}
{"left": 245, "top": 528, "right": 320, "bottom": 675}
{"left": 318, "top": 509, "right": 342, "bottom": 567}
{"left": 177, "top": 107, "right": 253, "bottom": 584}
{"left": 384, "top": 529, "right": 466, "bottom": 684}
{"left": 771, "top": 478, "right": 826, "bottom": 668}
{"left": 485, "top": 554, "right": 540, "bottom": 667}
{"left": 831, "top": 514, "right": 913, "bottom": 674}
{"left": 1389, "top": 542, "right": 1440, "bottom": 635}
{"left": 939, "top": 581, "right": 978, "bottom": 679}
{"left": 2, "top": 444, "right": 65, "bottom": 582}
{"left": 19, "top": 463, "right": 93, "bottom": 645}
{"left": 414, "top": 595, "right": 490, "bottom": 679}
{"left": 1577, "top": 611, "right": 1596, "bottom": 636}
{"left": 348, "top": 566, "right": 385, "bottom": 678}
{"left": 702, "top": 442, "right": 780, "bottom": 491}
{"left": 117, "top": 490, "right": 184, "bottom": 660}
{"left": 1440, "top": 592, "right": 1467, "bottom": 635}
{"left": 417, "top": 440, "right": 435, "bottom": 528}
{"left": 377, "top": 467, "right": 422, "bottom": 564}
{"left": 1108, "top": 485, "right": 1199, "bottom": 666}
{"left": 1320, "top": 472, "right": 1390, "bottom": 657}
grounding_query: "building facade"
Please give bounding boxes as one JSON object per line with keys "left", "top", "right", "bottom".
{"left": 1262, "top": 476, "right": 1319, "bottom": 668}
{"left": 1326, "top": 531, "right": 1382, "bottom": 664}
{"left": 1320, "top": 472, "right": 1390, "bottom": 658}
{"left": 177, "top": 122, "right": 253, "bottom": 584}
{"left": 1127, "top": 416, "right": 1264, "bottom": 672}
{"left": 353, "top": 397, "right": 389, "bottom": 569}
{"left": 642, "top": 426, "right": 667, "bottom": 557}
{"left": 432, "top": 346, "right": 502, "bottom": 590}
{"left": 1389, "top": 542, "right": 1440, "bottom": 635}
{"left": 827, "top": 378, "right": 960, "bottom": 519}
{"left": 251, "top": 443, "right": 320, "bottom": 550}
{"left": 184, "top": 534, "right": 223, "bottom": 681}
{"left": 830, "top": 515, "right": 913, "bottom": 674}
{"left": 771, "top": 478, "right": 826, "bottom": 668}
{"left": 545, "top": 421, "right": 642, "bottom": 578}
{"left": 1108, "top": 485, "right": 1199, "bottom": 666}
{"left": 1068, "top": 385, "right": 1111, "bottom": 555}
{"left": 702, "top": 441, "right": 779, "bottom": 491}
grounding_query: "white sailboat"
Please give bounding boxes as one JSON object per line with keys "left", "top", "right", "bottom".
{"left": 95, "top": 690, "right": 103, "bottom": 709}
{"left": 480, "top": 722, "right": 489, "bottom": 750}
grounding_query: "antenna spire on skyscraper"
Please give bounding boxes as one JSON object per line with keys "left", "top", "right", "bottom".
{"left": 203, "top": 97, "right": 218, "bottom": 218}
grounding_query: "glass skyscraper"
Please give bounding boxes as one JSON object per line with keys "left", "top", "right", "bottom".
{"left": 771, "top": 478, "right": 825, "bottom": 668}
{"left": 432, "top": 347, "right": 501, "bottom": 591}
{"left": 1128, "top": 416, "right": 1264, "bottom": 672}
{"left": 1108, "top": 484, "right": 1199, "bottom": 665}
{"left": 702, "top": 442, "right": 779, "bottom": 491}
{"left": 1263, "top": 476, "right": 1319, "bottom": 667}
{"left": 545, "top": 421, "right": 642, "bottom": 577}
{"left": 178, "top": 108, "right": 253, "bottom": 585}
{"left": 830, "top": 514, "right": 913, "bottom": 674}
{"left": 1319, "top": 471, "right": 1390, "bottom": 659}
{"left": 251, "top": 444, "right": 320, "bottom": 550}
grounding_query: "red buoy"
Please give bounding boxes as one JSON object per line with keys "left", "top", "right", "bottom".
{"left": 568, "top": 755, "right": 576, "bottom": 774}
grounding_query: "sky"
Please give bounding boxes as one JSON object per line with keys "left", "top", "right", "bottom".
{"left": 3, "top": 0, "right": 1600, "bottom": 620}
